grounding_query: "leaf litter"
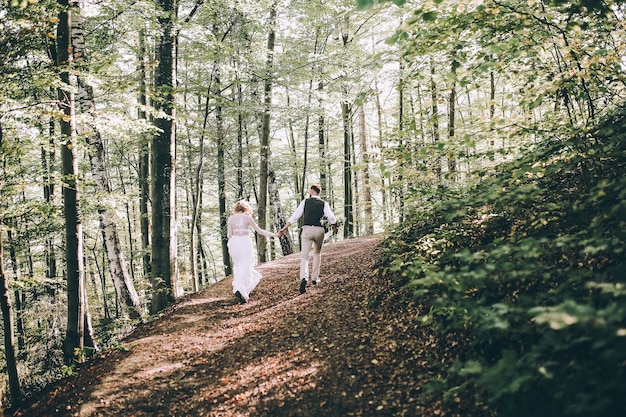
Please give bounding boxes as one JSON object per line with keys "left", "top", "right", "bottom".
{"left": 10, "top": 235, "right": 493, "bottom": 417}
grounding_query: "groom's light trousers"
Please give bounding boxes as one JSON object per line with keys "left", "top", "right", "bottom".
{"left": 300, "top": 225, "right": 326, "bottom": 282}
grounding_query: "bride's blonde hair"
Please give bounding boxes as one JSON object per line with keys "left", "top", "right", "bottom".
{"left": 233, "top": 200, "right": 253, "bottom": 214}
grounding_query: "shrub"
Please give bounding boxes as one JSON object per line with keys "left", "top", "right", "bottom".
{"left": 379, "top": 107, "right": 626, "bottom": 417}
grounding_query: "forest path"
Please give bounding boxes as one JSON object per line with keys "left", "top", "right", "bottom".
{"left": 11, "top": 235, "right": 471, "bottom": 417}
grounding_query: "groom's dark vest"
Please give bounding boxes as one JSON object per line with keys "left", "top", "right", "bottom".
{"left": 303, "top": 198, "right": 325, "bottom": 227}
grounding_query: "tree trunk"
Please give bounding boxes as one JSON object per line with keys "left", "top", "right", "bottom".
{"left": 268, "top": 159, "right": 293, "bottom": 255}
{"left": 215, "top": 66, "right": 232, "bottom": 278}
{"left": 235, "top": 77, "right": 245, "bottom": 199}
{"left": 351, "top": 127, "right": 360, "bottom": 236}
{"left": 285, "top": 91, "right": 303, "bottom": 200}
{"left": 396, "top": 59, "right": 405, "bottom": 223}
{"left": 447, "top": 62, "right": 457, "bottom": 181}
{"left": 189, "top": 105, "right": 204, "bottom": 292}
{"left": 318, "top": 86, "right": 328, "bottom": 195}
{"left": 257, "top": 1, "right": 277, "bottom": 263}
{"left": 341, "top": 21, "right": 354, "bottom": 238}
{"left": 373, "top": 77, "right": 389, "bottom": 223}
{"left": 151, "top": 0, "right": 178, "bottom": 313}
{"left": 55, "top": 0, "right": 86, "bottom": 363}
{"left": 314, "top": 28, "right": 330, "bottom": 195}
{"left": 196, "top": 63, "right": 216, "bottom": 288}
{"left": 6, "top": 229, "right": 25, "bottom": 352}
{"left": 430, "top": 56, "right": 441, "bottom": 182}
{"left": 41, "top": 118, "right": 59, "bottom": 298}
{"left": 341, "top": 98, "right": 353, "bottom": 238}
{"left": 490, "top": 66, "right": 495, "bottom": 147}
{"left": 67, "top": 2, "right": 142, "bottom": 319}
{"left": 138, "top": 29, "right": 152, "bottom": 280}
{"left": 357, "top": 104, "right": 373, "bottom": 235}
{"left": 0, "top": 230, "right": 21, "bottom": 405}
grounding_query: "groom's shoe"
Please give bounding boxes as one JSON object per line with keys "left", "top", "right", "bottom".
{"left": 299, "top": 278, "right": 307, "bottom": 294}
{"left": 235, "top": 291, "right": 247, "bottom": 304}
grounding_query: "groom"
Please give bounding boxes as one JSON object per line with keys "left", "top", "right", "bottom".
{"left": 278, "top": 184, "right": 338, "bottom": 294}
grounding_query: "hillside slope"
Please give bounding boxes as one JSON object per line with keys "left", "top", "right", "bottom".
{"left": 8, "top": 235, "right": 490, "bottom": 417}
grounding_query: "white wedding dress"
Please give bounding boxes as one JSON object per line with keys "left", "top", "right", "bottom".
{"left": 227, "top": 213, "right": 275, "bottom": 303}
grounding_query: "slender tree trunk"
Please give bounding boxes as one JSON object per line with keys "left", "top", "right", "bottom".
{"left": 341, "top": 21, "right": 354, "bottom": 238}
{"left": 448, "top": 87, "right": 457, "bottom": 177}
{"left": 190, "top": 103, "right": 204, "bottom": 292}
{"left": 235, "top": 76, "right": 245, "bottom": 199}
{"left": 268, "top": 159, "right": 293, "bottom": 255}
{"left": 373, "top": 77, "right": 389, "bottom": 223}
{"left": 447, "top": 62, "right": 457, "bottom": 181}
{"left": 78, "top": 90, "right": 142, "bottom": 318}
{"left": 285, "top": 91, "right": 303, "bottom": 200}
{"left": 396, "top": 59, "right": 405, "bottom": 223}
{"left": 151, "top": 0, "right": 178, "bottom": 313}
{"left": 198, "top": 66, "right": 216, "bottom": 287}
{"left": 215, "top": 66, "right": 232, "bottom": 277}
{"left": 314, "top": 28, "right": 330, "bottom": 194}
{"left": 68, "top": 2, "right": 142, "bottom": 319}
{"left": 430, "top": 56, "right": 441, "bottom": 182}
{"left": 0, "top": 230, "right": 21, "bottom": 405}
{"left": 44, "top": 32, "right": 59, "bottom": 301}
{"left": 116, "top": 172, "right": 136, "bottom": 283}
{"left": 265, "top": 16, "right": 291, "bottom": 255}
{"left": 357, "top": 104, "right": 373, "bottom": 235}
{"left": 489, "top": 66, "right": 496, "bottom": 147}
{"left": 258, "top": 1, "right": 277, "bottom": 263}
{"left": 6, "top": 229, "right": 25, "bottom": 352}
{"left": 300, "top": 45, "right": 318, "bottom": 198}
{"left": 318, "top": 87, "right": 328, "bottom": 195}
{"left": 138, "top": 29, "right": 152, "bottom": 280}
{"left": 41, "top": 118, "right": 58, "bottom": 298}
{"left": 91, "top": 246, "right": 110, "bottom": 320}
{"left": 341, "top": 98, "right": 353, "bottom": 238}
{"left": 351, "top": 127, "right": 360, "bottom": 236}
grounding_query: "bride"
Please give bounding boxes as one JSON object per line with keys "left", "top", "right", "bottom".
{"left": 227, "top": 200, "right": 277, "bottom": 304}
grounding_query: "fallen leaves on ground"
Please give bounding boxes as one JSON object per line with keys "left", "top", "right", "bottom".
{"left": 8, "top": 235, "right": 493, "bottom": 417}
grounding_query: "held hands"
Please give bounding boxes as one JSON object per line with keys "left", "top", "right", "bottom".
{"left": 277, "top": 225, "right": 289, "bottom": 238}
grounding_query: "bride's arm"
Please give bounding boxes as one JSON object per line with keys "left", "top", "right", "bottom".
{"left": 248, "top": 216, "right": 277, "bottom": 238}
{"left": 226, "top": 217, "right": 233, "bottom": 239}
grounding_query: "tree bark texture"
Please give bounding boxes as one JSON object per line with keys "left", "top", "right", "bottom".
{"left": 56, "top": 0, "right": 85, "bottom": 363}
{"left": 215, "top": 67, "right": 232, "bottom": 278}
{"left": 341, "top": 99, "right": 353, "bottom": 238}
{"left": 373, "top": 77, "right": 389, "bottom": 223}
{"left": 268, "top": 160, "right": 293, "bottom": 255}
{"left": 257, "top": 1, "right": 277, "bottom": 264}
{"left": 430, "top": 56, "right": 441, "bottom": 182}
{"left": 357, "top": 104, "right": 373, "bottom": 235}
{"left": 0, "top": 183, "right": 22, "bottom": 406}
{"left": 138, "top": 28, "right": 152, "bottom": 281}
{"left": 66, "top": 2, "right": 144, "bottom": 319}
{"left": 341, "top": 22, "right": 353, "bottom": 238}
{"left": 151, "top": 0, "right": 178, "bottom": 313}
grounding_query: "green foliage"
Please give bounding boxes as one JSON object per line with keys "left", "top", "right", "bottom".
{"left": 356, "top": 0, "right": 406, "bottom": 10}
{"left": 379, "top": 106, "right": 626, "bottom": 416}
{"left": 60, "top": 364, "right": 75, "bottom": 377}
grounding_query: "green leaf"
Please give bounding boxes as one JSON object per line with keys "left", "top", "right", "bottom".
{"left": 356, "top": 0, "right": 375, "bottom": 9}
{"left": 459, "top": 360, "right": 483, "bottom": 376}
{"left": 422, "top": 11, "right": 437, "bottom": 21}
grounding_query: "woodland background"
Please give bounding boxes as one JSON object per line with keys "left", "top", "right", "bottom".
{"left": 1, "top": 0, "right": 625, "bottom": 415}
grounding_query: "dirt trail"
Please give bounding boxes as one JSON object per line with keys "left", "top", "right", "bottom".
{"left": 9, "top": 235, "right": 484, "bottom": 417}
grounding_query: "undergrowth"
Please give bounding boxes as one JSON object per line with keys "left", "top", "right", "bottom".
{"left": 379, "top": 106, "right": 626, "bottom": 417}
